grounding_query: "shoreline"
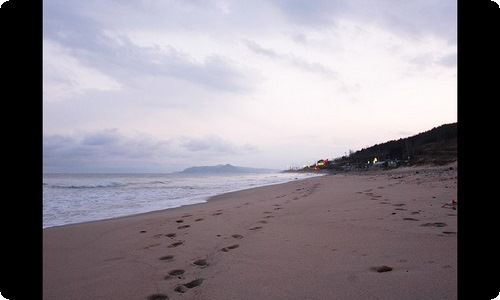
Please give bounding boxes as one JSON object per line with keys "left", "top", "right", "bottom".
{"left": 43, "top": 162, "right": 457, "bottom": 299}
{"left": 42, "top": 173, "right": 324, "bottom": 229}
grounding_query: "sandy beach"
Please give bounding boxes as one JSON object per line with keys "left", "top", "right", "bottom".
{"left": 43, "top": 163, "right": 457, "bottom": 300}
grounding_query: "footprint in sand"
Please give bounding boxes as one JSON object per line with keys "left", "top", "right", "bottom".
{"left": 164, "top": 269, "right": 185, "bottom": 280}
{"left": 177, "top": 225, "right": 191, "bottom": 229}
{"left": 195, "top": 218, "right": 204, "bottom": 222}
{"left": 159, "top": 255, "right": 174, "bottom": 261}
{"left": 174, "top": 278, "right": 204, "bottom": 293}
{"left": 442, "top": 231, "right": 456, "bottom": 235}
{"left": 212, "top": 212, "right": 223, "bottom": 216}
{"left": 231, "top": 234, "right": 244, "bottom": 239}
{"left": 147, "top": 293, "right": 169, "bottom": 300}
{"left": 221, "top": 244, "right": 240, "bottom": 252}
{"left": 420, "top": 222, "right": 447, "bottom": 227}
{"left": 165, "top": 233, "right": 177, "bottom": 238}
{"left": 370, "top": 265, "right": 393, "bottom": 273}
{"left": 193, "top": 259, "right": 209, "bottom": 268}
{"left": 249, "top": 226, "right": 263, "bottom": 230}
{"left": 143, "top": 243, "right": 161, "bottom": 249}
{"left": 403, "top": 217, "right": 419, "bottom": 221}
{"left": 168, "top": 241, "right": 184, "bottom": 248}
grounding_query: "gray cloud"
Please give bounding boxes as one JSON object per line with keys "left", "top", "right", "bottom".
{"left": 81, "top": 129, "right": 121, "bottom": 146}
{"left": 288, "top": 55, "right": 337, "bottom": 77}
{"left": 350, "top": 1, "right": 457, "bottom": 42}
{"left": 46, "top": 32, "right": 251, "bottom": 93}
{"left": 179, "top": 135, "right": 257, "bottom": 154}
{"left": 43, "top": 130, "right": 257, "bottom": 173}
{"left": 44, "top": 1, "right": 253, "bottom": 93}
{"left": 438, "top": 53, "right": 457, "bottom": 68}
{"left": 270, "top": 0, "right": 347, "bottom": 27}
{"left": 244, "top": 39, "right": 336, "bottom": 77}
{"left": 271, "top": 0, "right": 456, "bottom": 42}
{"left": 244, "top": 40, "right": 281, "bottom": 59}
{"left": 44, "top": 130, "right": 172, "bottom": 172}
{"left": 408, "top": 51, "right": 457, "bottom": 70}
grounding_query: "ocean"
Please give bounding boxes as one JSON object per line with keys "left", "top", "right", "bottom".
{"left": 42, "top": 171, "right": 322, "bottom": 229}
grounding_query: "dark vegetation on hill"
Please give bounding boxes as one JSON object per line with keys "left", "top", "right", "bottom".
{"left": 290, "top": 122, "right": 457, "bottom": 172}
{"left": 344, "top": 122, "right": 457, "bottom": 165}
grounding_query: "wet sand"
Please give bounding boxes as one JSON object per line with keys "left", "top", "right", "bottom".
{"left": 43, "top": 162, "right": 457, "bottom": 300}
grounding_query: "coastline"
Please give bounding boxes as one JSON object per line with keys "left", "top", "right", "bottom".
{"left": 42, "top": 171, "right": 321, "bottom": 229}
{"left": 43, "top": 162, "right": 457, "bottom": 299}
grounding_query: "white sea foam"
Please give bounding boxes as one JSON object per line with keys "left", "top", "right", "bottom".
{"left": 43, "top": 172, "right": 322, "bottom": 228}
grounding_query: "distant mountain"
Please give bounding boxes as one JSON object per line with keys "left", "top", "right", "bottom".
{"left": 177, "top": 164, "right": 278, "bottom": 174}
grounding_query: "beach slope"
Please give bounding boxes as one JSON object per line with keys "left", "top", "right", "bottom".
{"left": 43, "top": 163, "right": 457, "bottom": 300}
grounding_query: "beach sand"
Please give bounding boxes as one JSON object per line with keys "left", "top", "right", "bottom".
{"left": 43, "top": 163, "right": 457, "bottom": 300}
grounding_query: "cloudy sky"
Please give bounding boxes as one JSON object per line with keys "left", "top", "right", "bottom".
{"left": 43, "top": 0, "right": 457, "bottom": 173}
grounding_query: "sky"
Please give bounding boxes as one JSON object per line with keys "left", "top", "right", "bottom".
{"left": 43, "top": 0, "right": 457, "bottom": 173}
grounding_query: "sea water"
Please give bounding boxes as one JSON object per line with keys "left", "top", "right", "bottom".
{"left": 43, "top": 172, "right": 322, "bottom": 228}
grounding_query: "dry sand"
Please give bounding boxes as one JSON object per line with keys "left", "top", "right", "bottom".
{"left": 43, "top": 162, "right": 457, "bottom": 300}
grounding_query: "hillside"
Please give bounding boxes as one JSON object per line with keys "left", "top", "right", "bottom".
{"left": 344, "top": 122, "right": 457, "bottom": 166}
{"left": 291, "top": 122, "right": 457, "bottom": 172}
